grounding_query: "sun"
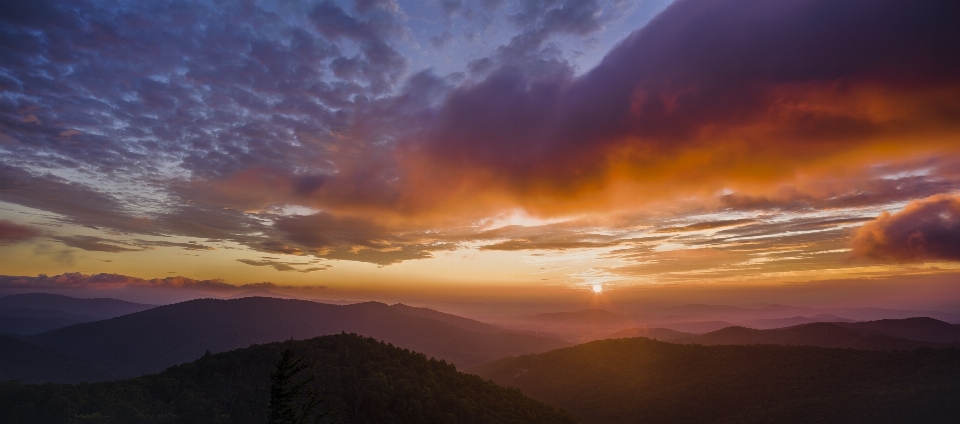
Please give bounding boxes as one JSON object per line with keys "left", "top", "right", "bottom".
{"left": 592, "top": 284, "right": 603, "bottom": 293}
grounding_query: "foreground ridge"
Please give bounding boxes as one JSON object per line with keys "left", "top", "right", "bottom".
{"left": 474, "top": 337, "right": 960, "bottom": 424}
{"left": 0, "top": 333, "right": 575, "bottom": 424}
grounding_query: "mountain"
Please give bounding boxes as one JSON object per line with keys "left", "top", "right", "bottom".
{"left": 837, "top": 317, "right": 960, "bottom": 343}
{"left": 660, "top": 320, "right": 736, "bottom": 334}
{"left": 642, "top": 303, "right": 960, "bottom": 324}
{"left": 0, "top": 293, "right": 156, "bottom": 318}
{"left": 474, "top": 337, "right": 960, "bottom": 424}
{"left": 0, "top": 306, "right": 98, "bottom": 321}
{"left": 527, "top": 309, "right": 629, "bottom": 325}
{"left": 607, "top": 327, "right": 694, "bottom": 341}
{"left": 675, "top": 322, "right": 956, "bottom": 350}
{"left": 829, "top": 307, "right": 960, "bottom": 323}
{"left": 389, "top": 303, "right": 505, "bottom": 334}
{"left": 0, "top": 316, "right": 85, "bottom": 335}
{"left": 658, "top": 304, "right": 749, "bottom": 317}
{"left": 0, "top": 335, "right": 115, "bottom": 383}
{"left": 0, "top": 293, "right": 156, "bottom": 334}
{"left": 0, "top": 334, "right": 576, "bottom": 423}
{"left": 746, "top": 314, "right": 854, "bottom": 329}
{"left": 228, "top": 289, "right": 298, "bottom": 299}
{"left": 25, "top": 297, "right": 569, "bottom": 379}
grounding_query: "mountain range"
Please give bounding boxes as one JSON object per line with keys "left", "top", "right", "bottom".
{"left": 0, "top": 293, "right": 155, "bottom": 335}
{"left": 15, "top": 296, "right": 567, "bottom": 380}
{"left": 611, "top": 317, "right": 960, "bottom": 350}
{"left": 674, "top": 321, "right": 960, "bottom": 350}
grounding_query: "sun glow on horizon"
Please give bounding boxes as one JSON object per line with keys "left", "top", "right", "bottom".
{"left": 592, "top": 284, "right": 603, "bottom": 293}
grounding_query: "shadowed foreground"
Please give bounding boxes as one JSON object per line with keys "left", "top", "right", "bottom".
{"left": 474, "top": 337, "right": 960, "bottom": 424}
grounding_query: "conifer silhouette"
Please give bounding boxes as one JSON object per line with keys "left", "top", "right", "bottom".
{"left": 268, "top": 348, "right": 327, "bottom": 424}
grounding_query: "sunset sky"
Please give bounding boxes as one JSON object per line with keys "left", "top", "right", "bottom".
{"left": 1, "top": 0, "right": 959, "bottom": 312}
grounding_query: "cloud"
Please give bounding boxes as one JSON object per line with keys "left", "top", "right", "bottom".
{"left": 134, "top": 240, "right": 216, "bottom": 251}
{"left": 851, "top": 194, "right": 960, "bottom": 263}
{"left": 0, "top": 164, "right": 155, "bottom": 234}
{"left": 0, "top": 272, "right": 323, "bottom": 292}
{"left": 1, "top": 0, "right": 959, "bottom": 273}
{"left": 0, "top": 219, "right": 40, "bottom": 244}
{"left": 32, "top": 244, "right": 75, "bottom": 265}
{"left": 653, "top": 218, "right": 756, "bottom": 233}
{"left": 236, "top": 258, "right": 332, "bottom": 273}
{"left": 719, "top": 174, "right": 960, "bottom": 212}
{"left": 430, "top": 30, "right": 455, "bottom": 49}
{"left": 269, "top": 212, "right": 456, "bottom": 265}
{"left": 479, "top": 238, "right": 618, "bottom": 251}
{"left": 400, "top": 0, "right": 960, "bottom": 216}
{"left": 51, "top": 235, "right": 141, "bottom": 253}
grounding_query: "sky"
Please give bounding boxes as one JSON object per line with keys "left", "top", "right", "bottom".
{"left": 1, "top": 0, "right": 960, "bottom": 312}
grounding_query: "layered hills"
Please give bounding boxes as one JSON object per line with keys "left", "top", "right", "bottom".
{"left": 0, "top": 293, "right": 155, "bottom": 335}
{"left": 669, "top": 318, "right": 960, "bottom": 350}
{"left": 21, "top": 297, "right": 568, "bottom": 379}
{"left": 474, "top": 337, "right": 960, "bottom": 424}
{"left": 0, "top": 333, "right": 576, "bottom": 423}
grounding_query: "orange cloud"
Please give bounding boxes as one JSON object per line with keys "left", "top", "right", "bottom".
{"left": 391, "top": 0, "right": 960, "bottom": 218}
{"left": 851, "top": 194, "right": 960, "bottom": 263}
{"left": 179, "top": 0, "right": 960, "bottom": 228}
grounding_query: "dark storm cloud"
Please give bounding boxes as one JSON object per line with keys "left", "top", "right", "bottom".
{"left": 404, "top": 0, "right": 960, "bottom": 212}
{"left": 851, "top": 194, "right": 960, "bottom": 263}
{"left": 0, "top": 219, "right": 40, "bottom": 244}
{"left": 2, "top": 0, "right": 959, "bottom": 271}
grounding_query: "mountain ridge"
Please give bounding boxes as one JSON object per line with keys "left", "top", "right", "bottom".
{"left": 24, "top": 297, "right": 569, "bottom": 379}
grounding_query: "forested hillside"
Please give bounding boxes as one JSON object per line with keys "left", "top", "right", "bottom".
{"left": 0, "top": 333, "right": 576, "bottom": 424}
{"left": 474, "top": 337, "right": 960, "bottom": 424}
{"left": 0, "top": 335, "right": 115, "bottom": 383}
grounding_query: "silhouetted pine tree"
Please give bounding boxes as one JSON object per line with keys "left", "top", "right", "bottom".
{"left": 268, "top": 348, "right": 327, "bottom": 424}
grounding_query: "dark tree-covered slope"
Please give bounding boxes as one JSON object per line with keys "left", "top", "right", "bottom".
{"left": 474, "top": 337, "right": 960, "bottom": 424}
{"left": 0, "top": 335, "right": 115, "bottom": 383}
{"left": 26, "top": 297, "right": 568, "bottom": 378}
{"left": 0, "top": 334, "right": 576, "bottom": 424}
